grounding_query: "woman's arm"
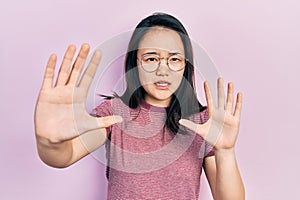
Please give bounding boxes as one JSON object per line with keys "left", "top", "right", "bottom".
{"left": 204, "top": 151, "right": 245, "bottom": 200}
{"left": 180, "top": 78, "right": 245, "bottom": 199}
{"left": 35, "top": 44, "right": 121, "bottom": 168}
{"left": 36, "top": 129, "right": 108, "bottom": 168}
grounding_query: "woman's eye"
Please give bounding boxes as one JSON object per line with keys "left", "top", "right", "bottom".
{"left": 170, "top": 57, "right": 180, "bottom": 62}
{"left": 146, "top": 57, "right": 158, "bottom": 62}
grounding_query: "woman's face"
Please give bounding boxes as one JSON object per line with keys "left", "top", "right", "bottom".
{"left": 137, "top": 27, "right": 185, "bottom": 107}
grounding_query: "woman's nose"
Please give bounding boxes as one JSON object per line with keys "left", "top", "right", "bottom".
{"left": 156, "top": 58, "right": 169, "bottom": 76}
{"left": 156, "top": 59, "right": 169, "bottom": 76}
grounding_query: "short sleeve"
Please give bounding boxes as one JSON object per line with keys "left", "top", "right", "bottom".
{"left": 90, "top": 100, "right": 112, "bottom": 117}
{"left": 90, "top": 100, "right": 114, "bottom": 180}
{"left": 198, "top": 108, "right": 215, "bottom": 158}
{"left": 204, "top": 141, "right": 215, "bottom": 157}
{"left": 90, "top": 100, "right": 113, "bottom": 137}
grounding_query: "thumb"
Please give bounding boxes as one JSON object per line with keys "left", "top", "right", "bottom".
{"left": 96, "top": 115, "right": 123, "bottom": 128}
{"left": 179, "top": 119, "right": 205, "bottom": 138}
{"left": 179, "top": 119, "right": 219, "bottom": 146}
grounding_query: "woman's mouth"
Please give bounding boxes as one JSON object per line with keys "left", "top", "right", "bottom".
{"left": 154, "top": 81, "right": 170, "bottom": 89}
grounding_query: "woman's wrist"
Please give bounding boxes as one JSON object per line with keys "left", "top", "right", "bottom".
{"left": 214, "top": 147, "right": 236, "bottom": 156}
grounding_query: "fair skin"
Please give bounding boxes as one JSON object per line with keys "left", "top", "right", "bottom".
{"left": 138, "top": 27, "right": 245, "bottom": 200}
{"left": 137, "top": 27, "right": 185, "bottom": 107}
{"left": 179, "top": 79, "right": 245, "bottom": 200}
{"left": 34, "top": 44, "right": 122, "bottom": 168}
{"left": 35, "top": 27, "right": 244, "bottom": 199}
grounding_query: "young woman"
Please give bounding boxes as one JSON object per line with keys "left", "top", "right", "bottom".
{"left": 35, "top": 13, "right": 245, "bottom": 199}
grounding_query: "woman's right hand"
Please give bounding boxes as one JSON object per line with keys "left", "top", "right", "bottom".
{"left": 34, "top": 44, "right": 122, "bottom": 145}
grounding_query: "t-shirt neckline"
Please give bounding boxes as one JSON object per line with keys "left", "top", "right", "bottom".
{"left": 140, "top": 100, "right": 168, "bottom": 112}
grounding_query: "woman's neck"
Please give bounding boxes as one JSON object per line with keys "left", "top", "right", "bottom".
{"left": 144, "top": 95, "right": 170, "bottom": 107}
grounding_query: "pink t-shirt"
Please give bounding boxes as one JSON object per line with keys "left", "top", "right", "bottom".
{"left": 91, "top": 98, "right": 214, "bottom": 200}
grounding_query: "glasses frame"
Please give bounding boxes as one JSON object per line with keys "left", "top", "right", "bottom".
{"left": 137, "top": 54, "right": 188, "bottom": 73}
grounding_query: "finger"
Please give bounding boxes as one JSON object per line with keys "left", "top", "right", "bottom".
{"left": 217, "top": 77, "right": 225, "bottom": 109}
{"left": 55, "top": 45, "right": 76, "bottom": 86}
{"left": 225, "top": 82, "right": 234, "bottom": 113}
{"left": 179, "top": 119, "right": 204, "bottom": 138}
{"left": 42, "top": 54, "right": 56, "bottom": 89}
{"left": 67, "top": 44, "right": 90, "bottom": 86}
{"left": 77, "top": 129, "right": 108, "bottom": 153}
{"left": 233, "top": 92, "right": 243, "bottom": 118}
{"left": 96, "top": 115, "right": 123, "bottom": 128}
{"left": 204, "top": 81, "right": 213, "bottom": 117}
{"left": 78, "top": 50, "right": 102, "bottom": 90}
{"left": 180, "top": 119, "right": 221, "bottom": 146}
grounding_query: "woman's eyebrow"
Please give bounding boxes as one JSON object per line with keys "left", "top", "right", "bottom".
{"left": 142, "top": 52, "right": 158, "bottom": 56}
{"left": 142, "top": 52, "right": 184, "bottom": 56}
{"left": 169, "top": 52, "right": 184, "bottom": 56}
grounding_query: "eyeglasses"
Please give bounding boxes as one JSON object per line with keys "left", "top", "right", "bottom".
{"left": 138, "top": 54, "right": 187, "bottom": 73}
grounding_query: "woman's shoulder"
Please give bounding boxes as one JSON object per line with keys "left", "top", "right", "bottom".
{"left": 188, "top": 107, "right": 209, "bottom": 124}
{"left": 91, "top": 97, "right": 131, "bottom": 117}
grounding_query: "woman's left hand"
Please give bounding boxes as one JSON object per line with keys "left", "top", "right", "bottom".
{"left": 179, "top": 78, "right": 243, "bottom": 150}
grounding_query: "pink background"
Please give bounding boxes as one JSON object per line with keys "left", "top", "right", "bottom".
{"left": 1, "top": 0, "right": 299, "bottom": 199}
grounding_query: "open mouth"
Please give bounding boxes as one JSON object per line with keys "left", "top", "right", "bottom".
{"left": 154, "top": 81, "right": 171, "bottom": 89}
{"left": 155, "top": 81, "right": 170, "bottom": 87}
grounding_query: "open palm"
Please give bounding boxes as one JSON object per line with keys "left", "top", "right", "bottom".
{"left": 35, "top": 44, "right": 121, "bottom": 144}
{"left": 179, "top": 78, "right": 243, "bottom": 150}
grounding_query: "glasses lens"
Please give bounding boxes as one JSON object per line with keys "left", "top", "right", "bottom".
{"left": 140, "top": 54, "right": 186, "bottom": 72}
{"left": 168, "top": 55, "right": 186, "bottom": 71}
{"left": 141, "top": 55, "right": 160, "bottom": 72}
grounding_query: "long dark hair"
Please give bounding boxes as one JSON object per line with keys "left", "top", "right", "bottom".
{"left": 116, "top": 12, "right": 206, "bottom": 134}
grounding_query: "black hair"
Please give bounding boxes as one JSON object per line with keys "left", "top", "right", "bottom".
{"left": 116, "top": 12, "right": 206, "bottom": 134}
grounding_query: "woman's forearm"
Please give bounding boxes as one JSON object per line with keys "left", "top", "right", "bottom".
{"left": 214, "top": 148, "right": 245, "bottom": 200}
{"left": 36, "top": 129, "right": 107, "bottom": 168}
